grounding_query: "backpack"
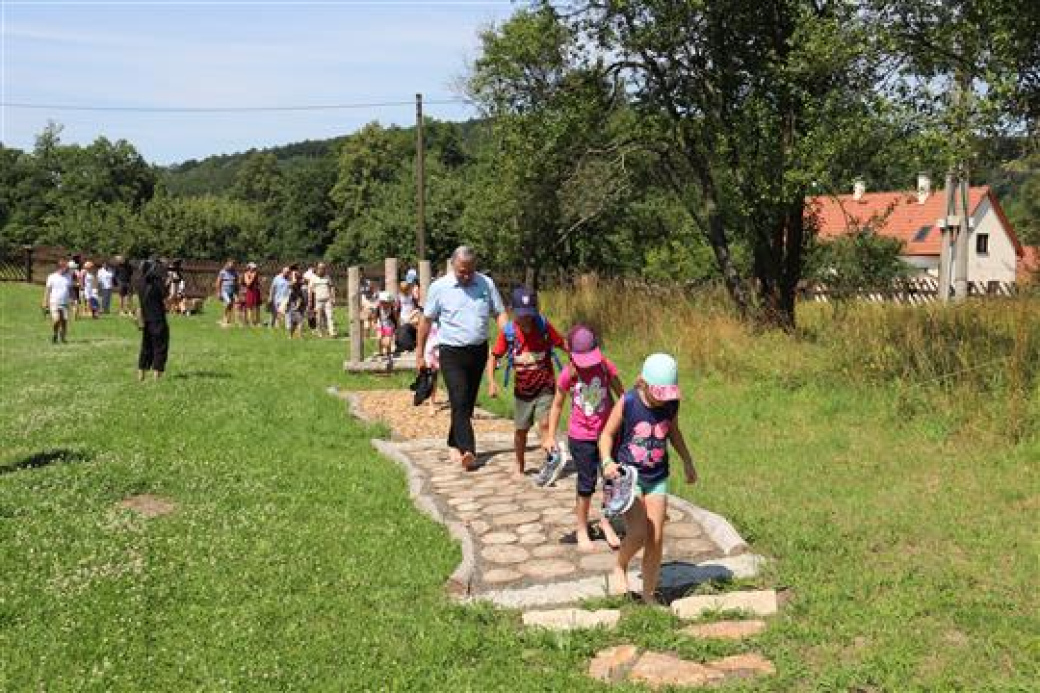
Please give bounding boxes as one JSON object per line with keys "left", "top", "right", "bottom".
{"left": 502, "top": 315, "right": 563, "bottom": 387}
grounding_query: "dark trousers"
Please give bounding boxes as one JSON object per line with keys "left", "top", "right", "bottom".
{"left": 138, "top": 320, "right": 170, "bottom": 372}
{"left": 439, "top": 342, "right": 488, "bottom": 455}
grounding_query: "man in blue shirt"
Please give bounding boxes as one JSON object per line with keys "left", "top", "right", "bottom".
{"left": 417, "top": 246, "right": 507, "bottom": 471}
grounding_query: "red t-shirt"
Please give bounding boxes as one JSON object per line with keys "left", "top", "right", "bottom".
{"left": 493, "top": 319, "right": 565, "bottom": 400}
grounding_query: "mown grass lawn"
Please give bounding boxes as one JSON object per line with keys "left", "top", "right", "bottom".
{"left": 1, "top": 282, "right": 1036, "bottom": 691}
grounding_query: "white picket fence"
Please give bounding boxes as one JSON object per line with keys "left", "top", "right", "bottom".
{"left": 802, "top": 278, "right": 1019, "bottom": 304}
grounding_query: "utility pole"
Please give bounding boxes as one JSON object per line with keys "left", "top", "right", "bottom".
{"left": 949, "top": 67, "right": 973, "bottom": 302}
{"left": 938, "top": 173, "right": 954, "bottom": 302}
{"left": 415, "top": 93, "right": 427, "bottom": 262}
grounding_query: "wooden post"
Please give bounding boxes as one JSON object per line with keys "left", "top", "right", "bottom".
{"left": 416, "top": 93, "right": 426, "bottom": 262}
{"left": 445, "top": 257, "right": 452, "bottom": 276}
{"left": 419, "top": 260, "right": 431, "bottom": 305}
{"left": 23, "top": 245, "right": 33, "bottom": 283}
{"left": 385, "top": 257, "right": 399, "bottom": 299}
{"left": 348, "top": 266, "right": 362, "bottom": 365}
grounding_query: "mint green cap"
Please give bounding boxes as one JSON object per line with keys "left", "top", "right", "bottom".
{"left": 641, "top": 353, "right": 681, "bottom": 401}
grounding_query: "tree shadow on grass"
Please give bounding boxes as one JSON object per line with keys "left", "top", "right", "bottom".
{"left": 0, "top": 448, "right": 93, "bottom": 476}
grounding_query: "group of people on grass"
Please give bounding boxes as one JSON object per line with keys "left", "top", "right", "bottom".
{"left": 42, "top": 256, "right": 170, "bottom": 380}
{"left": 356, "top": 268, "right": 425, "bottom": 360}
{"left": 214, "top": 260, "right": 340, "bottom": 339}
{"left": 417, "top": 246, "right": 698, "bottom": 605}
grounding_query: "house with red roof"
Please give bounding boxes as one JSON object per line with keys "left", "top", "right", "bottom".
{"left": 808, "top": 176, "right": 1026, "bottom": 285}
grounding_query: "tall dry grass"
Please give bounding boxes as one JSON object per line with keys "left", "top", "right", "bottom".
{"left": 541, "top": 280, "right": 1039, "bottom": 440}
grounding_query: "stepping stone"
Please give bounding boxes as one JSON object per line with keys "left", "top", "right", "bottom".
{"left": 682, "top": 619, "right": 767, "bottom": 640}
{"left": 467, "top": 520, "right": 491, "bottom": 535}
{"left": 588, "top": 644, "right": 640, "bottom": 682}
{"left": 518, "top": 533, "right": 547, "bottom": 546}
{"left": 707, "top": 653, "right": 775, "bottom": 678}
{"left": 671, "top": 590, "right": 778, "bottom": 620}
{"left": 483, "top": 568, "right": 523, "bottom": 584}
{"left": 628, "top": 651, "right": 725, "bottom": 689}
{"left": 492, "top": 511, "right": 541, "bottom": 526}
{"left": 516, "top": 522, "right": 543, "bottom": 535}
{"left": 523, "top": 608, "right": 620, "bottom": 632}
{"left": 665, "top": 522, "right": 704, "bottom": 539}
{"left": 518, "top": 559, "right": 576, "bottom": 579}
{"left": 482, "top": 502, "right": 516, "bottom": 515}
{"left": 579, "top": 552, "right": 618, "bottom": 571}
{"left": 481, "top": 545, "right": 530, "bottom": 564}
{"left": 454, "top": 502, "right": 482, "bottom": 513}
{"left": 531, "top": 545, "right": 568, "bottom": 559}
{"left": 671, "top": 538, "right": 721, "bottom": 555}
{"left": 484, "top": 532, "right": 519, "bottom": 545}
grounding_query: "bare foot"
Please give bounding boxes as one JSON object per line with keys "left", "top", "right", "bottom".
{"left": 577, "top": 533, "right": 597, "bottom": 553}
{"left": 641, "top": 593, "right": 661, "bottom": 607}
{"left": 608, "top": 567, "right": 629, "bottom": 596}
{"left": 449, "top": 447, "right": 462, "bottom": 465}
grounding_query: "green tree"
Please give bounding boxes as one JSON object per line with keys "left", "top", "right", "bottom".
{"left": 466, "top": 6, "right": 630, "bottom": 286}
{"left": 567, "top": 0, "right": 907, "bottom": 327}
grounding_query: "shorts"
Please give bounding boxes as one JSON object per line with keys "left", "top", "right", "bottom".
{"left": 636, "top": 475, "right": 669, "bottom": 497}
{"left": 379, "top": 326, "right": 394, "bottom": 338}
{"left": 514, "top": 391, "right": 553, "bottom": 430}
{"left": 569, "top": 437, "right": 602, "bottom": 497}
{"left": 221, "top": 289, "right": 236, "bottom": 305}
{"left": 49, "top": 305, "right": 68, "bottom": 321}
{"left": 119, "top": 284, "right": 132, "bottom": 297}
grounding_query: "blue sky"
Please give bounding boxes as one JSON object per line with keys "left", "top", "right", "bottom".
{"left": 1, "top": 1, "right": 519, "bottom": 164}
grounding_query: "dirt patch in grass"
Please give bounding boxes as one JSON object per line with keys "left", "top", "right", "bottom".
{"left": 118, "top": 494, "right": 177, "bottom": 518}
{"left": 352, "top": 389, "right": 514, "bottom": 441}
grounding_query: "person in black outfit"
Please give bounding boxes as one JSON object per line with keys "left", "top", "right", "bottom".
{"left": 136, "top": 259, "right": 170, "bottom": 380}
{"left": 114, "top": 254, "right": 134, "bottom": 316}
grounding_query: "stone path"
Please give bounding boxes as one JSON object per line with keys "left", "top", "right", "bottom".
{"left": 335, "top": 388, "right": 764, "bottom": 608}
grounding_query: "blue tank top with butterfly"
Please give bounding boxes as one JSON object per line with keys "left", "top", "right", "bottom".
{"left": 616, "top": 389, "right": 679, "bottom": 484}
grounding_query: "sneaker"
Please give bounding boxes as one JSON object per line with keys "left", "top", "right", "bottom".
{"left": 602, "top": 466, "right": 638, "bottom": 518}
{"left": 535, "top": 448, "right": 565, "bottom": 487}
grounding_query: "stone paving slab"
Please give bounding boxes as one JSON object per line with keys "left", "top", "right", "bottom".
{"left": 340, "top": 388, "right": 761, "bottom": 607}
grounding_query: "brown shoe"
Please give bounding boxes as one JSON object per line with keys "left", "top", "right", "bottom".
{"left": 460, "top": 451, "right": 477, "bottom": 471}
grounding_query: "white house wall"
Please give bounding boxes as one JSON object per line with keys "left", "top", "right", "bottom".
{"left": 967, "top": 197, "right": 1017, "bottom": 283}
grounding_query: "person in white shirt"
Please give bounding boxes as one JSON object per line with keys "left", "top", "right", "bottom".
{"left": 42, "top": 260, "right": 72, "bottom": 343}
{"left": 308, "top": 262, "right": 336, "bottom": 337}
{"left": 82, "top": 261, "right": 100, "bottom": 318}
{"left": 97, "top": 261, "right": 115, "bottom": 314}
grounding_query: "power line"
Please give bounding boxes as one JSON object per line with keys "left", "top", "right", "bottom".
{"left": 0, "top": 98, "right": 472, "bottom": 113}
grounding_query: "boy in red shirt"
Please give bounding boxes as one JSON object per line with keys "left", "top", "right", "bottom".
{"left": 487, "top": 286, "right": 566, "bottom": 478}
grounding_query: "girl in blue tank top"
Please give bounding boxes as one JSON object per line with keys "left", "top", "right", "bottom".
{"left": 599, "top": 353, "right": 698, "bottom": 605}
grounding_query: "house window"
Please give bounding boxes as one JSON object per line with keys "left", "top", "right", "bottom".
{"left": 976, "top": 234, "right": 989, "bottom": 254}
{"left": 912, "top": 225, "right": 932, "bottom": 242}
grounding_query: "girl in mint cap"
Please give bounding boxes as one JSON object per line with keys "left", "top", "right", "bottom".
{"left": 599, "top": 352, "right": 698, "bottom": 604}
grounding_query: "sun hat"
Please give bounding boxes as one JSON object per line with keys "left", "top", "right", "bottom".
{"left": 378, "top": 290, "right": 392, "bottom": 302}
{"left": 640, "top": 353, "right": 681, "bottom": 402}
{"left": 567, "top": 324, "right": 603, "bottom": 369}
{"left": 247, "top": 262, "right": 257, "bottom": 269}
{"left": 511, "top": 285, "right": 539, "bottom": 318}
{"left": 405, "top": 268, "right": 418, "bottom": 284}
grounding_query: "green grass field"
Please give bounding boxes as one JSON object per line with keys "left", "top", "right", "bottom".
{"left": 1, "top": 282, "right": 1036, "bottom": 691}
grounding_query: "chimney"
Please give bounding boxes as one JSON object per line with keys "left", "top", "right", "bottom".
{"left": 917, "top": 173, "right": 931, "bottom": 204}
{"left": 853, "top": 178, "right": 866, "bottom": 201}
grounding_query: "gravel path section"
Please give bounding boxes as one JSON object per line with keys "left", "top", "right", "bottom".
{"left": 341, "top": 388, "right": 756, "bottom": 607}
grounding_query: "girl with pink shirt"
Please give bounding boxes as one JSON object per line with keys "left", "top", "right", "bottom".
{"left": 544, "top": 325, "right": 625, "bottom": 552}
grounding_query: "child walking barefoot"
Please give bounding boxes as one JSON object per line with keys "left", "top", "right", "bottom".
{"left": 424, "top": 322, "right": 442, "bottom": 414}
{"left": 599, "top": 353, "right": 698, "bottom": 605}
{"left": 544, "top": 325, "right": 624, "bottom": 552}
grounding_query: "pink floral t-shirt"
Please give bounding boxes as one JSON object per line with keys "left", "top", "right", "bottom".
{"left": 557, "top": 358, "right": 619, "bottom": 441}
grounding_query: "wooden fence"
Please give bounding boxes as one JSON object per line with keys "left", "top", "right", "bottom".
{"left": 800, "top": 277, "right": 1018, "bottom": 304}
{"left": 0, "top": 245, "right": 1023, "bottom": 304}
